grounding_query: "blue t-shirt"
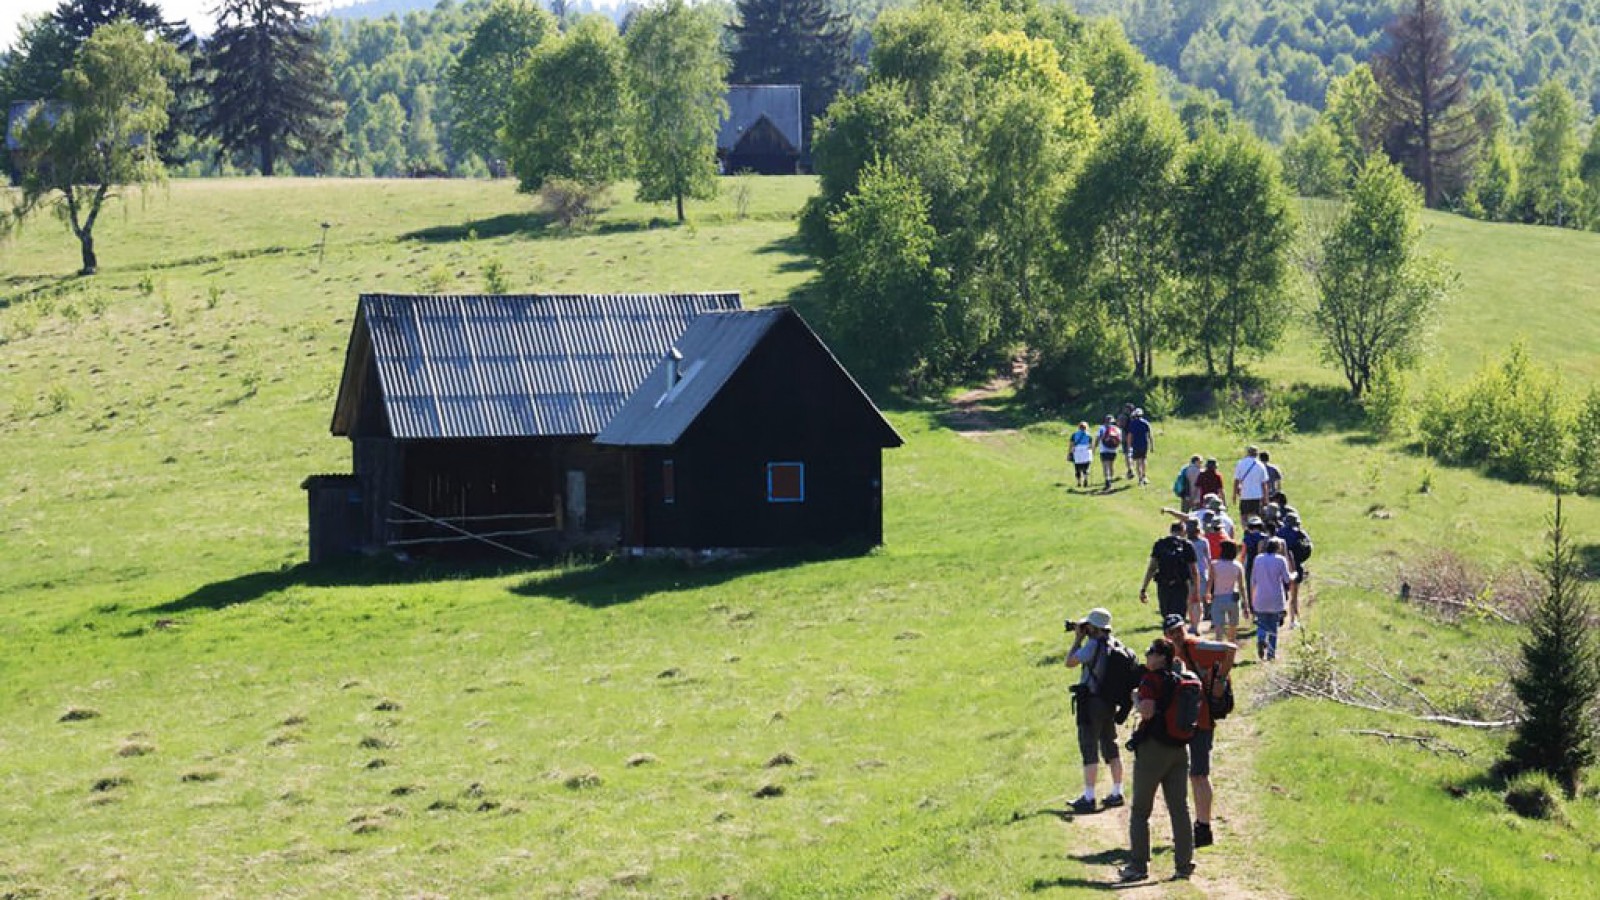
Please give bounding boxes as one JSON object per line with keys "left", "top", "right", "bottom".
{"left": 1126, "top": 416, "right": 1151, "bottom": 451}
{"left": 1071, "top": 430, "right": 1093, "bottom": 448}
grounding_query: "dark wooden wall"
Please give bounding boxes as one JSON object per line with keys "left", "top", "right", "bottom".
{"left": 628, "top": 314, "right": 891, "bottom": 549}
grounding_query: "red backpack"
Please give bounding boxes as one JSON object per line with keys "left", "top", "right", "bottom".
{"left": 1156, "top": 665, "right": 1204, "bottom": 746}
{"left": 1100, "top": 426, "right": 1121, "bottom": 449}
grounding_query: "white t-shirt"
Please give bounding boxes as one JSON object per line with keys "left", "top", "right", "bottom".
{"left": 1072, "top": 443, "right": 1093, "bottom": 464}
{"left": 1234, "top": 455, "right": 1268, "bottom": 501}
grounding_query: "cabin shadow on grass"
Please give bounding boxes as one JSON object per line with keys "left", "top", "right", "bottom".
{"left": 145, "top": 558, "right": 513, "bottom": 615}
{"left": 513, "top": 547, "right": 863, "bottom": 609}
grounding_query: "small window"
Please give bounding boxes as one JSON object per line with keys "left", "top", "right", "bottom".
{"left": 767, "top": 462, "right": 804, "bottom": 503}
{"left": 662, "top": 460, "right": 676, "bottom": 505}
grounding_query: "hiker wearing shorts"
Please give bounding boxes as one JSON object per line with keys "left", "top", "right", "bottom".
{"left": 1119, "top": 638, "right": 1196, "bottom": 883}
{"left": 1209, "top": 540, "right": 1245, "bottom": 643}
{"left": 1064, "top": 607, "right": 1126, "bottom": 812}
{"left": 1125, "top": 407, "right": 1153, "bottom": 485}
{"left": 1094, "top": 415, "right": 1121, "bottom": 491}
{"left": 1163, "top": 616, "right": 1236, "bottom": 852}
{"left": 1069, "top": 422, "right": 1093, "bottom": 488}
{"left": 1250, "top": 538, "right": 1293, "bottom": 661}
{"left": 1277, "top": 511, "right": 1312, "bottom": 629}
{"left": 1141, "top": 522, "right": 1198, "bottom": 623}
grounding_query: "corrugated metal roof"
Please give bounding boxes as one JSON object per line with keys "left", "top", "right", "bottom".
{"left": 596, "top": 308, "right": 785, "bottom": 447}
{"left": 342, "top": 292, "right": 741, "bottom": 439}
{"left": 718, "top": 85, "right": 803, "bottom": 153}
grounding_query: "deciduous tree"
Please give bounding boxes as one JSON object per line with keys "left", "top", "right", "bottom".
{"left": 448, "top": 0, "right": 556, "bottom": 164}
{"left": 1171, "top": 127, "right": 1297, "bottom": 378}
{"left": 200, "top": 0, "right": 344, "bottom": 176}
{"left": 1519, "top": 80, "right": 1584, "bottom": 227}
{"left": 1312, "top": 159, "right": 1452, "bottom": 398}
{"left": 503, "top": 16, "right": 631, "bottom": 192}
{"left": 8, "top": 23, "right": 184, "bottom": 274}
{"left": 625, "top": 0, "right": 727, "bottom": 223}
{"left": 1059, "top": 99, "right": 1183, "bottom": 379}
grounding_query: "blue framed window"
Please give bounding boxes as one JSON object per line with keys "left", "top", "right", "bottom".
{"left": 767, "top": 462, "right": 804, "bottom": 503}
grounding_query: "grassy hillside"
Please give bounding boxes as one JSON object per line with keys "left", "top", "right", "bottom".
{"left": 4, "top": 178, "right": 1600, "bottom": 897}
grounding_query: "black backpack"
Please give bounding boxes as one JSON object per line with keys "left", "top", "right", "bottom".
{"left": 1153, "top": 536, "right": 1192, "bottom": 586}
{"left": 1288, "top": 529, "right": 1313, "bottom": 563}
{"left": 1096, "top": 637, "right": 1142, "bottom": 724}
{"left": 1207, "top": 663, "right": 1236, "bottom": 721}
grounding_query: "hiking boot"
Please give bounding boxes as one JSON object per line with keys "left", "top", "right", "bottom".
{"left": 1100, "top": 793, "right": 1125, "bottom": 809}
{"left": 1194, "top": 821, "right": 1213, "bottom": 847}
{"left": 1175, "top": 862, "right": 1197, "bottom": 880}
{"left": 1069, "top": 795, "right": 1097, "bottom": 814}
{"left": 1117, "top": 866, "right": 1148, "bottom": 883}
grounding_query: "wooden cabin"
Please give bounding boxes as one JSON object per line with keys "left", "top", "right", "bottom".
{"left": 306, "top": 292, "right": 740, "bottom": 562}
{"left": 595, "top": 307, "right": 903, "bottom": 550}
{"left": 717, "top": 85, "right": 803, "bottom": 175}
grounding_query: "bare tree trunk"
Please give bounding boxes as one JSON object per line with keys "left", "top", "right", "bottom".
{"left": 261, "top": 136, "right": 276, "bottom": 177}
{"left": 675, "top": 192, "right": 684, "bottom": 224}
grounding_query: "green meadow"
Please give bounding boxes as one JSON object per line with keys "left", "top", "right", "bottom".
{"left": 3, "top": 177, "right": 1600, "bottom": 898}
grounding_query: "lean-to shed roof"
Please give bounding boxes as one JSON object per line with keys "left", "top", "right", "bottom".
{"left": 332, "top": 292, "right": 741, "bottom": 439}
{"left": 595, "top": 307, "right": 902, "bottom": 449}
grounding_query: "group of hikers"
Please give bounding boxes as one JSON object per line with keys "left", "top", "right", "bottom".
{"left": 1063, "top": 422, "right": 1316, "bottom": 883}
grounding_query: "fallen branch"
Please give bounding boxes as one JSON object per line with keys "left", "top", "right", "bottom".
{"left": 1273, "top": 681, "right": 1517, "bottom": 730}
{"left": 1344, "top": 729, "right": 1470, "bottom": 757}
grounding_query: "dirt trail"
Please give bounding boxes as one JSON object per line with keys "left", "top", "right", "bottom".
{"left": 1053, "top": 677, "right": 1292, "bottom": 898}
{"left": 943, "top": 360, "right": 1027, "bottom": 437}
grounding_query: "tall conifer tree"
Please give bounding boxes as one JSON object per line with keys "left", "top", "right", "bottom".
{"left": 199, "top": 0, "right": 343, "bottom": 176}
{"left": 1372, "top": 0, "right": 1479, "bottom": 208}
{"left": 729, "top": 0, "right": 856, "bottom": 152}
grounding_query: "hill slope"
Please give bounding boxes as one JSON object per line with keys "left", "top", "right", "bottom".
{"left": 3, "top": 178, "right": 1600, "bottom": 896}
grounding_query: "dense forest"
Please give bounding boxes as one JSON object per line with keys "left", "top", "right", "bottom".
{"left": 1068, "top": 0, "right": 1600, "bottom": 141}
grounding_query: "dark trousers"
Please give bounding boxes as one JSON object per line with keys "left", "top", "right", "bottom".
{"left": 1130, "top": 740, "right": 1194, "bottom": 872}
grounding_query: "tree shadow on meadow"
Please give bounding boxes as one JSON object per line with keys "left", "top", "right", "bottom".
{"left": 755, "top": 232, "right": 815, "bottom": 274}
{"left": 399, "top": 212, "right": 667, "bottom": 244}
{"left": 511, "top": 546, "right": 866, "bottom": 609}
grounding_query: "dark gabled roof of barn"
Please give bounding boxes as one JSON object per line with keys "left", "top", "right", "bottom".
{"left": 332, "top": 292, "right": 741, "bottom": 439}
{"left": 718, "top": 84, "right": 802, "bottom": 153}
{"left": 595, "top": 307, "right": 902, "bottom": 448}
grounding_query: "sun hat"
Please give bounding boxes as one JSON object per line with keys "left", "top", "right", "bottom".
{"left": 1084, "top": 607, "right": 1113, "bottom": 630}
{"left": 1205, "top": 496, "right": 1224, "bottom": 511}
{"left": 1247, "top": 515, "right": 1264, "bottom": 527}
{"left": 1133, "top": 407, "right": 1144, "bottom": 416}
{"left": 1161, "top": 614, "right": 1186, "bottom": 633}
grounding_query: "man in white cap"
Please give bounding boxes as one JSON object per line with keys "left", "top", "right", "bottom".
{"left": 1065, "top": 607, "right": 1127, "bottom": 812}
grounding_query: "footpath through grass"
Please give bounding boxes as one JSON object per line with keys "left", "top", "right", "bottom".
{"left": 4, "top": 178, "right": 1600, "bottom": 897}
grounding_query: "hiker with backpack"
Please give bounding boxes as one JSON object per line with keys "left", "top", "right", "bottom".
{"left": 1140, "top": 522, "right": 1199, "bottom": 625}
{"left": 1094, "top": 415, "right": 1122, "bottom": 491}
{"left": 1163, "top": 615, "right": 1237, "bottom": 851}
{"left": 1069, "top": 422, "right": 1094, "bottom": 488}
{"left": 1175, "top": 455, "right": 1203, "bottom": 512}
{"left": 1116, "top": 403, "right": 1136, "bottom": 480}
{"left": 1119, "top": 637, "right": 1199, "bottom": 883}
{"left": 1277, "top": 511, "right": 1313, "bottom": 629}
{"left": 1064, "top": 607, "right": 1135, "bottom": 812}
{"left": 1194, "top": 458, "right": 1224, "bottom": 510}
{"left": 1125, "top": 408, "right": 1153, "bottom": 486}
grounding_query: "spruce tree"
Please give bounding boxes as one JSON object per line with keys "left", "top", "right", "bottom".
{"left": 199, "top": 0, "right": 343, "bottom": 176}
{"left": 1501, "top": 496, "right": 1600, "bottom": 797}
{"left": 1372, "top": 0, "right": 1479, "bottom": 208}
{"left": 729, "top": 0, "right": 856, "bottom": 152}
